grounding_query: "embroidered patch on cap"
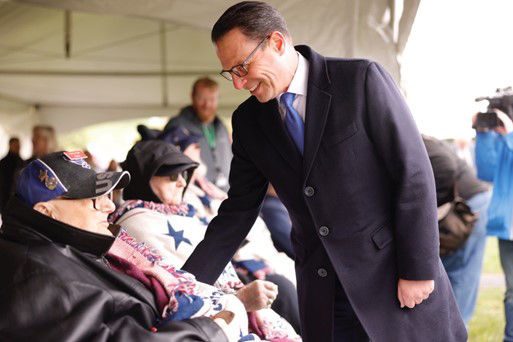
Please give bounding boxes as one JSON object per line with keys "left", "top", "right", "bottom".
{"left": 63, "top": 151, "right": 87, "bottom": 160}
{"left": 39, "top": 169, "right": 58, "bottom": 190}
{"left": 63, "top": 151, "right": 91, "bottom": 169}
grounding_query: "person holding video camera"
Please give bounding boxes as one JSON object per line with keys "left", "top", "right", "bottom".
{"left": 474, "top": 107, "right": 513, "bottom": 341}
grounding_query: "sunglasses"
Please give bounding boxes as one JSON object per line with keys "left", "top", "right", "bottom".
{"left": 168, "top": 170, "right": 189, "bottom": 182}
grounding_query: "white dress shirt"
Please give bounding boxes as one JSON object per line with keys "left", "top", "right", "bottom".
{"left": 277, "top": 52, "right": 310, "bottom": 123}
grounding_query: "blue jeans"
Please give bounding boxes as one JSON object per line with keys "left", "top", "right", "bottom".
{"left": 441, "top": 190, "right": 491, "bottom": 323}
{"left": 499, "top": 239, "right": 513, "bottom": 342}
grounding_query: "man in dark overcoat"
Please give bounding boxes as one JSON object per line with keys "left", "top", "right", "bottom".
{"left": 183, "top": 2, "right": 467, "bottom": 341}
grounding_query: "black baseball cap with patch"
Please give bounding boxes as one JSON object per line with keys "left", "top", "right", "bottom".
{"left": 16, "top": 151, "right": 131, "bottom": 207}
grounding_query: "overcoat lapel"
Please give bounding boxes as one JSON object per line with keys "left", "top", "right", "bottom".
{"left": 257, "top": 99, "right": 302, "bottom": 171}
{"left": 297, "top": 45, "right": 332, "bottom": 181}
{"left": 303, "top": 85, "right": 331, "bottom": 180}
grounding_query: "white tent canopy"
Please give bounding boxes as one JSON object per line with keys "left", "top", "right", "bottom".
{"left": 0, "top": 0, "right": 419, "bottom": 156}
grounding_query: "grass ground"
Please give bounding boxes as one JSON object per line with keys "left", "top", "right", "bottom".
{"left": 469, "top": 287, "right": 504, "bottom": 341}
{"left": 483, "top": 237, "right": 503, "bottom": 274}
{"left": 468, "top": 237, "right": 505, "bottom": 341}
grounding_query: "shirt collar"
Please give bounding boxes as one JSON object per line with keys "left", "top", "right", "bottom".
{"left": 285, "top": 51, "right": 309, "bottom": 97}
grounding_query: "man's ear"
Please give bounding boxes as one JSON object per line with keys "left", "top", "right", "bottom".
{"left": 33, "top": 202, "right": 57, "bottom": 219}
{"left": 269, "top": 31, "right": 287, "bottom": 56}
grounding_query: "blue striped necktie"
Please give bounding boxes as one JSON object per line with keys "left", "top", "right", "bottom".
{"left": 280, "top": 92, "right": 304, "bottom": 154}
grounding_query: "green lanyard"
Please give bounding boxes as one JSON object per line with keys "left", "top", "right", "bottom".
{"left": 202, "top": 124, "right": 216, "bottom": 150}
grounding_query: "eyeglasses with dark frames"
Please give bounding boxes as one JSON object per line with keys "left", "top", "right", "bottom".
{"left": 92, "top": 192, "right": 114, "bottom": 211}
{"left": 219, "top": 35, "right": 270, "bottom": 81}
{"left": 55, "top": 193, "right": 114, "bottom": 211}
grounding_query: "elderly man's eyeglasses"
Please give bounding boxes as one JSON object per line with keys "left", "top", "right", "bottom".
{"left": 219, "top": 35, "right": 270, "bottom": 81}
{"left": 92, "top": 192, "right": 113, "bottom": 211}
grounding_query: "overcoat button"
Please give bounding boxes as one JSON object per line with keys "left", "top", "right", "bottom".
{"left": 304, "top": 186, "right": 315, "bottom": 197}
{"left": 319, "top": 226, "right": 329, "bottom": 236}
{"left": 317, "top": 268, "right": 328, "bottom": 277}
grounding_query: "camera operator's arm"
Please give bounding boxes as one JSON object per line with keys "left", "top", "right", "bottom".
{"left": 493, "top": 109, "right": 513, "bottom": 136}
{"left": 474, "top": 113, "right": 499, "bottom": 182}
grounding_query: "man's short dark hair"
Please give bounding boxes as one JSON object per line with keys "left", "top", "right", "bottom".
{"left": 192, "top": 77, "right": 218, "bottom": 97}
{"left": 211, "top": 1, "right": 289, "bottom": 43}
{"left": 9, "top": 137, "right": 19, "bottom": 145}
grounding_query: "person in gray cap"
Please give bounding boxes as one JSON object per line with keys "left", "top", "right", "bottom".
{"left": 0, "top": 151, "right": 230, "bottom": 341}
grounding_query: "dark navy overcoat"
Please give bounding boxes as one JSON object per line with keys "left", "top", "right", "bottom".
{"left": 183, "top": 45, "right": 467, "bottom": 342}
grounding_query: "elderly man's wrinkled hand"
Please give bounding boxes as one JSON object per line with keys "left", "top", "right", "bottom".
{"left": 235, "top": 280, "right": 278, "bottom": 312}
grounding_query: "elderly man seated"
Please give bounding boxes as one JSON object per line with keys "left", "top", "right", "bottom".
{"left": 0, "top": 151, "right": 241, "bottom": 341}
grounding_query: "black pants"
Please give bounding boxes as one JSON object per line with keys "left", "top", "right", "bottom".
{"left": 333, "top": 279, "right": 369, "bottom": 341}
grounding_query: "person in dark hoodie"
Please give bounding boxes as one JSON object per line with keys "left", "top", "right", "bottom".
{"left": 135, "top": 126, "right": 300, "bottom": 330}
{"left": 157, "top": 126, "right": 301, "bottom": 332}
{"left": 0, "top": 150, "right": 232, "bottom": 341}
{"left": 113, "top": 140, "right": 300, "bottom": 340}
{"left": 137, "top": 124, "right": 228, "bottom": 209}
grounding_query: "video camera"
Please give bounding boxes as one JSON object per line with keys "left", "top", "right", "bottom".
{"left": 473, "top": 87, "right": 513, "bottom": 129}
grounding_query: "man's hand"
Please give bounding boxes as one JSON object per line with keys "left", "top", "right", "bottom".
{"left": 235, "top": 279, "right": 278, "bottom": 312}
{"left": 397, "top": 279, "right": 434, "bottom": 309}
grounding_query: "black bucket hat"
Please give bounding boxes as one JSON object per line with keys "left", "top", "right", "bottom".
{"left": 121, "top": 140, "right": 199, "bottom": 203}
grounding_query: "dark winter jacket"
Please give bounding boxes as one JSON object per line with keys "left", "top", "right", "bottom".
{"left": 422, "top": 135, "right": 488, "bottom": 206}
{"left": 0, "top": 196, "right": 227, "bottom": 342}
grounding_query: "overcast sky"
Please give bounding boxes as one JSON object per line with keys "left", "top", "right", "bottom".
{"left": 402, "top": 0, "right": 513, "bottom": 139}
